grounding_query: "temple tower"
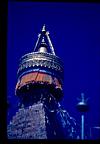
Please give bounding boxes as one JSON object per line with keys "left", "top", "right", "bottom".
{"left": 7, "top": 25, "right": 77, "bottom": 139}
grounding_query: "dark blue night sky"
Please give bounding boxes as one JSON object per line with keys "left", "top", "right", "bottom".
{"left": 7, "top": 2, "right": 100, "bottom": 139}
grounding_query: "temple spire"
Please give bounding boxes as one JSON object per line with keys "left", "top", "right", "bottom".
{"left": 42, "top": 24, "right": 46, "bottom": 32}
{"left": 34, "top": 25, "right": 55, "bottom": 55}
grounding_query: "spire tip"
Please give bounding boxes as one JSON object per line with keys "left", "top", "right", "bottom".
{"left": 42, "top": 24, "right": 46, "bottom": 32}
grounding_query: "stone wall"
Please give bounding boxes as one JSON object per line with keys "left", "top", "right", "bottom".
{"left": 7, "top": 103, "right": 47, "bottom": 139}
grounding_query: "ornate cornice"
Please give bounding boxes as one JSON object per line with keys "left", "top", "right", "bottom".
{"left": 17, "top": 52, "right": 64, "bottom": 80}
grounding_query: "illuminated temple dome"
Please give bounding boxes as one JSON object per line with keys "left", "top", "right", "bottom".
{"left": 7, "top": 25, "right": 78, "bottom": 139}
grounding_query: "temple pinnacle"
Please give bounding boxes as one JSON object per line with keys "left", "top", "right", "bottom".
{"left": 42, "top": 24, "right": 46, "bottom": 32}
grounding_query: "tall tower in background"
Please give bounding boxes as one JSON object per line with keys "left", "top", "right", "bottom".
{"left": 7, "top": 25, "right": 78, "bottom": 139}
